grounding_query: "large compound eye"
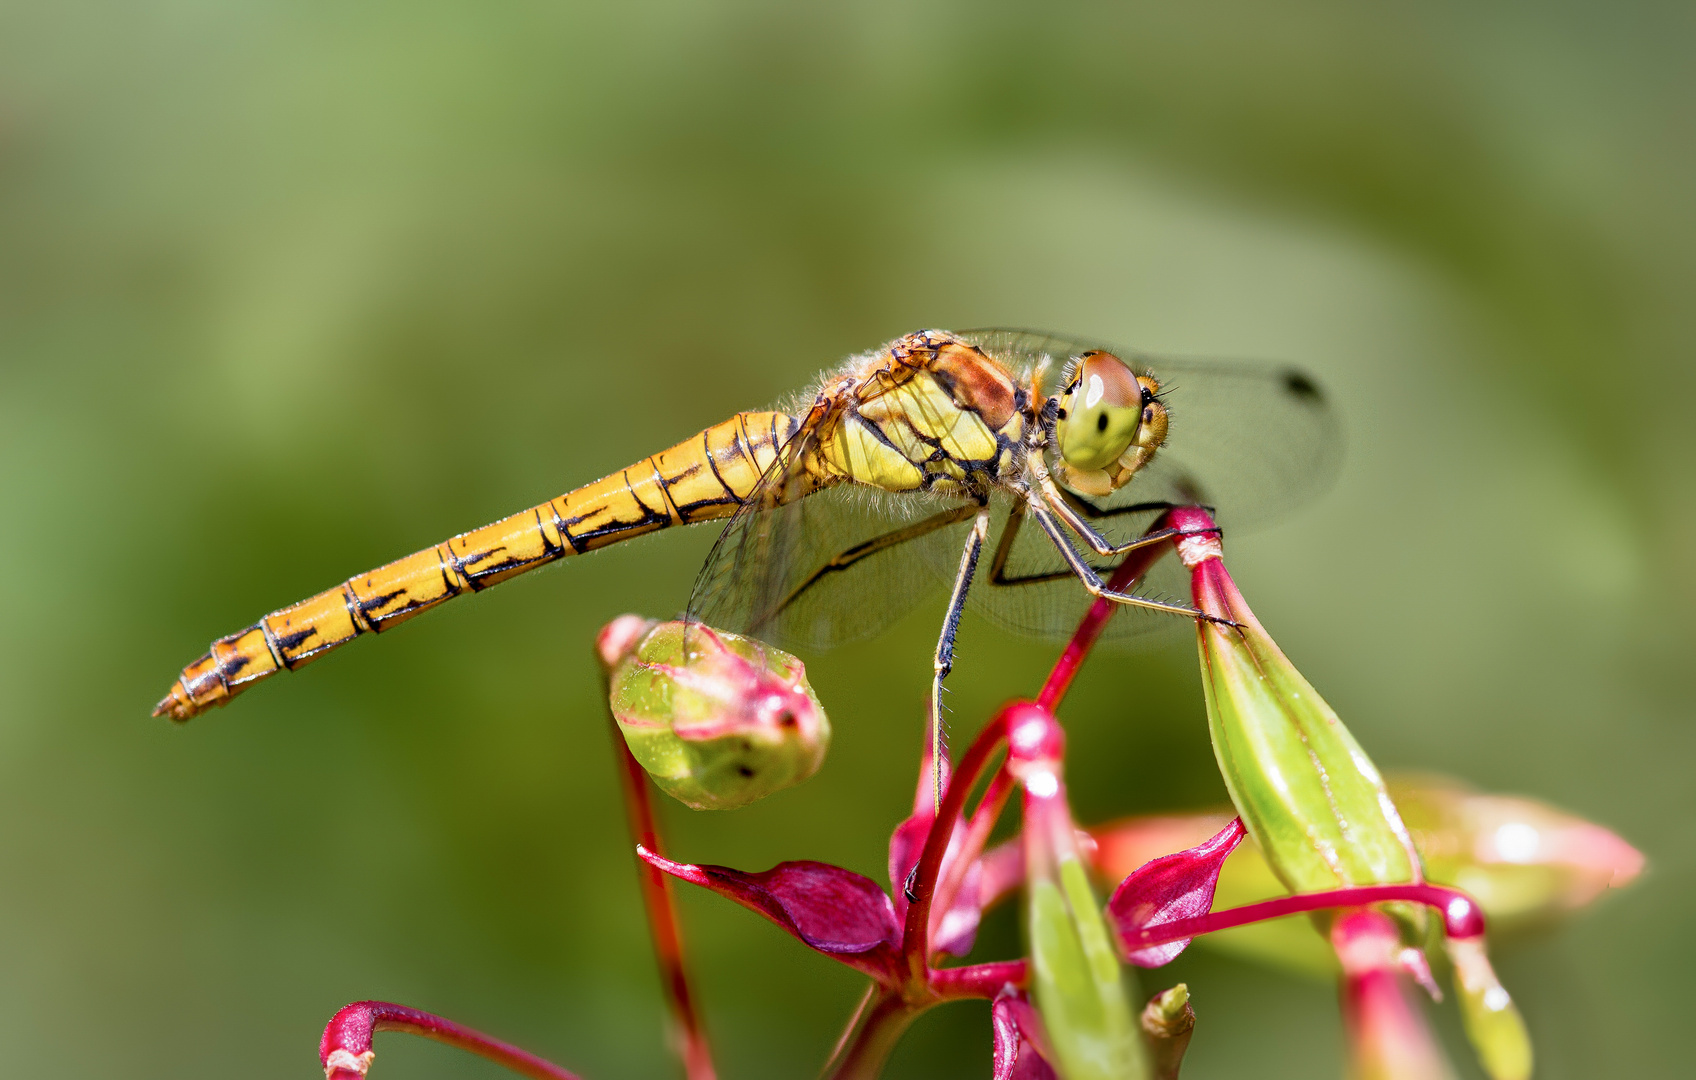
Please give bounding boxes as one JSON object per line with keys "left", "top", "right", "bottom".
{"left": 1056, "top": 351, "right": 1145, "bottom": 471}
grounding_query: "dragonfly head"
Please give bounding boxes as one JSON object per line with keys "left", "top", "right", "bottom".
{"left": 1052, "top": 351, "right": 1168, "bottom": 495}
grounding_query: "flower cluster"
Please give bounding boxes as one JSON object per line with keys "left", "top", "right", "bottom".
{"left": 314, "top": 509, "right": 1641, "bottom": 1080}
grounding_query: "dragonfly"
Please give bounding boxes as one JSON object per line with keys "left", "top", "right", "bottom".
{"left": 155, "top": 329, "right": 1338, "bottom": 772}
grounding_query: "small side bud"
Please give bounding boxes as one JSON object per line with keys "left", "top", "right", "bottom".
{"left": 604, "top": 620, "right": 829, "bottom": 811}
{"left": 1140, "top": 984, "right": 1195, "bottom": 1080}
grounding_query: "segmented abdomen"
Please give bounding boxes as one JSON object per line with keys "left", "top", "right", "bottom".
{"left": 154, "top": 411, "right": 797, "bottom": 720}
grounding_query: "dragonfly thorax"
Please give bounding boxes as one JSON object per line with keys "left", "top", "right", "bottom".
{"left": 811, "top": 332, "right": 1030, "bottom": 499}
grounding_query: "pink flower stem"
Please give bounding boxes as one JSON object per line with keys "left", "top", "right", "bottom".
{"left": 606, "top": 708, "right": 717, "bottom": 1080}
{"left": 929, "top": 959, "right": 1030, "bottom": 1000}
{"left": 929, "top": 769, "right": 1016, "bottom": 926}
{"left": 821, "top": 958, "right": 1031, "bottom": 1079}
{"left": 319, "top": 1001, "right": 583, "bottom": 1080}
{"left": 1115, "top": 883, "right": 1486, "bottom": 954}
{"left": 1038, "top": 512, "right": 1178, "bottom": 711}
{"left": 901, "top": 709, "right": 1014, "bottom": 970}
{"left": 820, "top": 989, "right": 920, "bottom": 1080}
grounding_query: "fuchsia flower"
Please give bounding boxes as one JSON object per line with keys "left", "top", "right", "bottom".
{"left": 303, "top": 509, "right": 1631, "bottom": 1080}
{"left": 1087, "top": 775, "right": 1645, "bottom": 973}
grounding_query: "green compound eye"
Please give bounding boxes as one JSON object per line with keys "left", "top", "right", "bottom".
{"left": 1057, "top": 352, "right": 1146, "bottom": 472}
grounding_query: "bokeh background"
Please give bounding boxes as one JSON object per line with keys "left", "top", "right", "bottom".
{"left": 2, "top": 2, "right": 1691, "bottom": 1077}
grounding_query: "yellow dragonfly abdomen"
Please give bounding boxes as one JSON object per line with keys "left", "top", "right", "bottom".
{"left": 154, "top": 411, "right": 798, "bottom": 720}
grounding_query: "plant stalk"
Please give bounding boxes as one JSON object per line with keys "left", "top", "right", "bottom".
{"left": 1039, "top": 514, "right": 1176, "bottom": 710}
{"left": 607, "top": 703, "right": 717, "bottom": 1080}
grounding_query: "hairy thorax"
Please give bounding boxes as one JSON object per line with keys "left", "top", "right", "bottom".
{"left": 814, "top": 333, "right": 1028, "bottom": 498}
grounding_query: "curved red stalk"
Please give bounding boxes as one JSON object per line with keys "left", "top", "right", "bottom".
{"left": 607, "top": 709, "right": 717, "bottom": 1080}
{"left": 320, "top": 1001, "right": 582, "bottom": 1080}
{"left": 901, "top": 709, "right": 1013, "bottom": 968}
{"left": 1038, "top": 513, "right": 1177, "bottom": 711}
{"left": 1114, "top": 883, "right": 1486, "bottom": 955}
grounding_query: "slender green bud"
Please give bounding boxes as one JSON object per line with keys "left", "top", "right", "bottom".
{"left": 1009, "top": 703, "right": 1149, "bottom": 1080}
{"left": 1446, "top": 936, "right": 1532, "bottom": 1080}
{"left": 1174, "top": 511, "right": 1423, "bottom": 901}
{"left": 598, "top": 618, "right": 829, "bottom": 811}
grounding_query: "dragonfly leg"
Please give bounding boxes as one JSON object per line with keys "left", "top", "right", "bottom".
{"left": 930, "top": 508, "right": 992, "bottom": 808}
{"left": 1037, "top": 478, "right": 1190, "bottom": 558}
{"left": 1027, "top": 502, "right": 1230, "bottom": 623}
{"left": 986, "top": 501, "right": 1075, "bottom": 588}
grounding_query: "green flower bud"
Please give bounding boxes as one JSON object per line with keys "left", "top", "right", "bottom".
{"left": 1175, "top": 513, "right": 1423, "bottom": 903}
{"left": 599, "top": 618, "right": 829, "bottom": 811}
{"left": 1010, "top": 703, "right": 1150, "bottom": 1080}
{"left": 1140, "top": 984, "right": 1195, "bottom": 1080}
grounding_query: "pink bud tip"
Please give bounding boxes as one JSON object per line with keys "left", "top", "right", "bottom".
{"left": 1005, "top": 702, "right": 1064, "bottom": 766}
{"left": 318, "top": 1001, "right": 582, "bottom": 1080}
{"left": 1444, "top": 892, "right": 1485, "bottom": 941}
{"left": 596, "top": 614, "right": 655, "bottom": 668}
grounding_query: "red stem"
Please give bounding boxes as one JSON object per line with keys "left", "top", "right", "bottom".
{"left": 929, "top": 959, "right": 1030, "bottom": 1000}
{"left": 608, "top": 710, "right": 717, "bottom": 1080}
{"left": 819, "top": 990, "right": 919, "bottom": 1080}
{"left": 900, "top": 709, "right": 1013, "bottom": 970}
{"left": 1038, "top": 513, "right": 1177, "bottom": 710}
{"left": 930, "top": 769, "right": 1016, "bottom": 926}
{"left": 320, "top": 1001, "right": 582, "bottom": 1080}
{"left": 1115, "top": 883, "right": 1486, "bottom": 953}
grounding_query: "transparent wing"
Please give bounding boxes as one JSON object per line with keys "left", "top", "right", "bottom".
{"left": 687, "top": 420, "right": 978, "bottom": 652}
{"left": 937, "top": 491, "right": 1190, "bottom": 642}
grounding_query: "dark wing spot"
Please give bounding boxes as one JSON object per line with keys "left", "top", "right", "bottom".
{"left": 1283, "top": 370, "right": 1323, "bottom": 401}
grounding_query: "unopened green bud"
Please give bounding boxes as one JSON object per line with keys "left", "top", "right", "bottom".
{"left": 1175, "top": 513, "right": 1422, "bottom": 902}
{"left": 1140, "top": 984, "right": 1195, "bottom": 1080}
{"left": 599, "top": 618, "right": 828, "bottom": 811}
{"left": 1011, "top": 703, "right": 1149, "bottom": 1080}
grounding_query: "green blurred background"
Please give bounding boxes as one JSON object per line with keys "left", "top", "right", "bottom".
{"left": 2, "top": 2, "right": 1691, "bottom": 1077}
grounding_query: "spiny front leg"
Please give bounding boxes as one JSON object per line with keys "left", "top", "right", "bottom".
{"left": 1026, "top": 501, "right": 1235, "bottom": 624}
{"left": 1036, "top": 476, "right": 1187, "bottom": 558}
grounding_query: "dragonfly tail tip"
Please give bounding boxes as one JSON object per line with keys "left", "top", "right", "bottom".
{"left": 152, "top": 683, "right": 197, "bottom": 722}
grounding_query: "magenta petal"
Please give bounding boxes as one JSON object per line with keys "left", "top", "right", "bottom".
{"left": 991, "top": 987, "right": 1059, "bottom": 1080}
{"left": 638, "top": 847, "right": 902, "bottom": 979}
{"left": 1107, "top": 817, "right": 1248, "bottom": 967}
